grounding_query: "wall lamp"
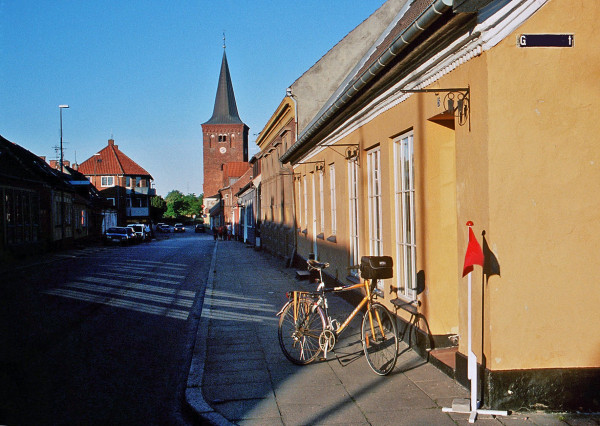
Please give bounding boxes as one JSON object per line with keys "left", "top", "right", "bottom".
{"left": 401, "top": 86, "right": 470, "bottom": 129}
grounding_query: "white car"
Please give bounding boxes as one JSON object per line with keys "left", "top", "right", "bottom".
{"left": 127, "top": 223, "right": 149, "bottom": 241}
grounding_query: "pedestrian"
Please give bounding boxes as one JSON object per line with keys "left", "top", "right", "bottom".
{"left": 212, "top": 226, "right": 217, "bottom": 241}
{"left": 226, "top": 223, "right": 232, "bottom": 241}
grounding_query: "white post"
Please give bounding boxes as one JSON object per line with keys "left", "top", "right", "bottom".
{"left": 443, "top": 222, "right": 508, "bottom": 422}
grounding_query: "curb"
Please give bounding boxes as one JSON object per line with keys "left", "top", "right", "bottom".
{"left": 185, "top": 242, "right": 234, "bottom": 426}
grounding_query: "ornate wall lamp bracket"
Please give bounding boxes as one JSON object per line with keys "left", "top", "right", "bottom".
{"left": 401, "top": 86, "right": 471, "bottom": 130}
{"left": 296, "top": 160, "right": 325, "bottom": 173}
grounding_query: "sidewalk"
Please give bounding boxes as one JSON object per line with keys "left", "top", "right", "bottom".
{"left": 186, "top": 241, "right": 597, "bottom": 426}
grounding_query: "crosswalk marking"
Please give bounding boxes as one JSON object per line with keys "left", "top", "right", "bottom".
{"left": 80, "top": 276, "right": 195, "bottom": 297}
{"left": 105, "top": 268, "right": 186, "bottom": 279}
{"left": 44, "top": 288, "right": 190, "bottom": 320}
{"left": 42, "top": 260, "right": 196, "bottom": 321}
{"left": 62, "top": 282, "right": 194, "bottom": 307}
{"left": 95, "top": 271, "right": 181, "bottom": 285}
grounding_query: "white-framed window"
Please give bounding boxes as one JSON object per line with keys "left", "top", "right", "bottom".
{"left": 101, "top": 176, "right": 114, "bottom": 187}
{"left": 126, "top": 177, "right": 133, "bottom": 188}
{"left": 106, "top": 198, "right": 115, "bottom": 206}
{"left": 394, "top": 131, "right": 416, "bottom": 300}
{"left": 303, "top": 175, "right": 308, "bottom": 229}
{"left": 297, "top": 177, "right": 302, "bottom": 229}
{"left": 319, "top": 170, "right": 324, "bottom": 234}
{"left": 348, "top": 158, "right": 360, "bottom": 273}
{"left": 329, "top": 163, "right": 337, "bottom": 236}
{"left": 367, "top": 147, "right": 383, "bottom": 256}
{"left": 311, "top": 172, "right": 318, "bottom": 256}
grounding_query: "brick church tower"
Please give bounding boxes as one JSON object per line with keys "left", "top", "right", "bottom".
{"left": 202, "top": 48, "right": 249, "bottom": 200}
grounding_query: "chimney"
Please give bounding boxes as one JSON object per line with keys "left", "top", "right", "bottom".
{"left": 49, "top": 160, "right": 58, "bottom": 169}
{"left": 39, "top": 156, "right": 46, "bottom": 162}
{"left": 63, "top": 160, "right": 70, "bottom": 167}
{"left": 108, "top": 138, "right": 114, "bottom": 146}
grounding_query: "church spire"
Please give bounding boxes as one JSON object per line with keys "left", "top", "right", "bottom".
{"left": 204, "top": 49, "right": 243, "bottom": 125}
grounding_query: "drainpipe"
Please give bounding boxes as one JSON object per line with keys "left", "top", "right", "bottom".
{"left": 280, "top": 0, "right": 454, "bottom": 164}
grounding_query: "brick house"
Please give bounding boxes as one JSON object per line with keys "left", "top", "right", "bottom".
{"left": 78, "top": 138, "right": 155, "bottom": 226}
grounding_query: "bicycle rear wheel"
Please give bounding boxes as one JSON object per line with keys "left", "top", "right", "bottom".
{"left": 362, "top": 303, "right": 398, "bottom": 375}
{"left": 278, "top": 297, "right": 326, "bottom": 365}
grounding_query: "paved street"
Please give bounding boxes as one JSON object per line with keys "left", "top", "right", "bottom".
{"left": 0, "top": 231, "right": 214, "bottom": 425}
{"left": 2, "top": 233, "right": 599, "bottom": 425}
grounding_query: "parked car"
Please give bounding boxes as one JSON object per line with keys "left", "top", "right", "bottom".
{"left": 159, "top": 224, "right": 171, "bottom": 233}
{"left": 127, "top": 224, "right": 147, "bottom": 241}
{"left": 104, "top": 227, "right": 135, "bottom": 245}
{"left": 195, "top": 224, "right": 205, "bottom": 233}
{"left": 173, "top": 223, "right": 185, "bottom": 233}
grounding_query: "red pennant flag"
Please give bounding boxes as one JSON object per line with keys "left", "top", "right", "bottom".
{"left": 463, "top": 226, "right": 484, "bottom": 277}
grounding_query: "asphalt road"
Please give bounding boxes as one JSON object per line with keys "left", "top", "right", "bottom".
{"left": 0, "top": 230, "right": 214, "bottom": 425}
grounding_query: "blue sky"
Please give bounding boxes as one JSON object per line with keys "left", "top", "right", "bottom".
{"left": 0, "top": 1, "right": 385, "bottom": 197}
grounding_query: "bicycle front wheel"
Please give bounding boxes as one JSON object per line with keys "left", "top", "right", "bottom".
{"left": 278, "top": 298, "right": 326, "bottom": 365}
{"left": 362, "top": 303, "right": 398, "bottom": 375}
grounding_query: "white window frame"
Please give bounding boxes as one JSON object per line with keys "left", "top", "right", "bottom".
{"left": 367, "top": 147, "right": 383, "bottom": 256}
{"left": 348, "top": 158, "right": 360, "bottom": 274}
{"left": 329, "top": 163, "right": 337, "bottom": 236}
{"left": 311, "top": 172, "right": 317, "bottom": 257}
{"left": 303, "top": 175, "right": 308, "bottom": 229}
{"left": 297, "top": 177, "right": 302, "bottom": 229}
{"left": 319, "top": 170, "right": 324, "bottom": 234}
{"left": 101, "top": 176, "right": 114, "bottom": 187}
{"left": 394, "top": 131, "right": 417, "bottom": 301}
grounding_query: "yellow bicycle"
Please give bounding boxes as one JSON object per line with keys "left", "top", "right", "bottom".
{"left": 277, "top": 256, "right": 398, "bottom": 376}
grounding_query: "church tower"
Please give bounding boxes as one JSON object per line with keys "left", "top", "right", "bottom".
{"left": 202, "top": 47, "right": 249, "bottom": 199}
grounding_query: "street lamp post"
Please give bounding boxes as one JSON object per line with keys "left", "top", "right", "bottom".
{"left": 59, "top": 105, "right": 69, "bottom": 172}
{"left": 59, "top": 104, "right": 69, "bottom": 244}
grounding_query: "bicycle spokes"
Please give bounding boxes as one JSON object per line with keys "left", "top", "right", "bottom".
{"left": 362, "top": 303, "right": 399, "bottom": 375}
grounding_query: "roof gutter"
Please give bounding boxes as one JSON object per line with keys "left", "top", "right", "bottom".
{"left": 280, "top": 0, "right": 454, "bottom": 164}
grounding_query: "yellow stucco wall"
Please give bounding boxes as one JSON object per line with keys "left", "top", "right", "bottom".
{"left": 483, "top": 0, "right": 600, "bottom": 370}
{"left": 290, "top": 0, "right": 600, "bottom": 372}
{"left": 295, "top": 87, "right": 464, "bottom": 337}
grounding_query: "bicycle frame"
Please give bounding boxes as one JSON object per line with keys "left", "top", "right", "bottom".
{"left": 282, "top": 275, "right": 387, "bottom": 342}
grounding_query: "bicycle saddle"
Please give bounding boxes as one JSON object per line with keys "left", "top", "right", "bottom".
{"left": 307, "top": 259, "right": 329, "bottom": 270}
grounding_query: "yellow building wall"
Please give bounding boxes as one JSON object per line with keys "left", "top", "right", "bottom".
{"left": 483, "top": 0, "right": 600, "bottom": 370}
{"left": 296, "top": 88, "right": 464, "bottom": 337}
{"left": 292, "top": 1, "right": 600, "bottom": 372}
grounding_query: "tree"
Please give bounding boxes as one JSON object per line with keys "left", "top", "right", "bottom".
{"left": 150, "top": 195, "right": 167, "bottom": 223}
{"left": 163, "top": 190, "right": 203, "bottom": 220}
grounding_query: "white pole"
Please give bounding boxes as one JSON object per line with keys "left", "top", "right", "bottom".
{"left": 443, "top": 222, "right": 508, "bottom": 422}
{"left": 468, "top": 271, "right": 478, "bottom": 422}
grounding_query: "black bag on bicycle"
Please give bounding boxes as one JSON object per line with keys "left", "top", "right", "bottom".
{"left": 360, "top": 256, "right": 393, "bottom": 280}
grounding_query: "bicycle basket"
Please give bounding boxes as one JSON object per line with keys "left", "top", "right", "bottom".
{"left": 360, "top": 256, "right": 393, "bottom": 280}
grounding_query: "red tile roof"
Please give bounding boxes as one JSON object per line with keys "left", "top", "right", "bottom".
{"left": 223, "top": 162, "right": 250, "bottom": 179}
{"left": 78, "top": 139, "right": 152, "bottom": 178}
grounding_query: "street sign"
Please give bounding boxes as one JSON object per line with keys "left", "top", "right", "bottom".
{"left": 518, "top": 34, "right": 574, "bottom": 48}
